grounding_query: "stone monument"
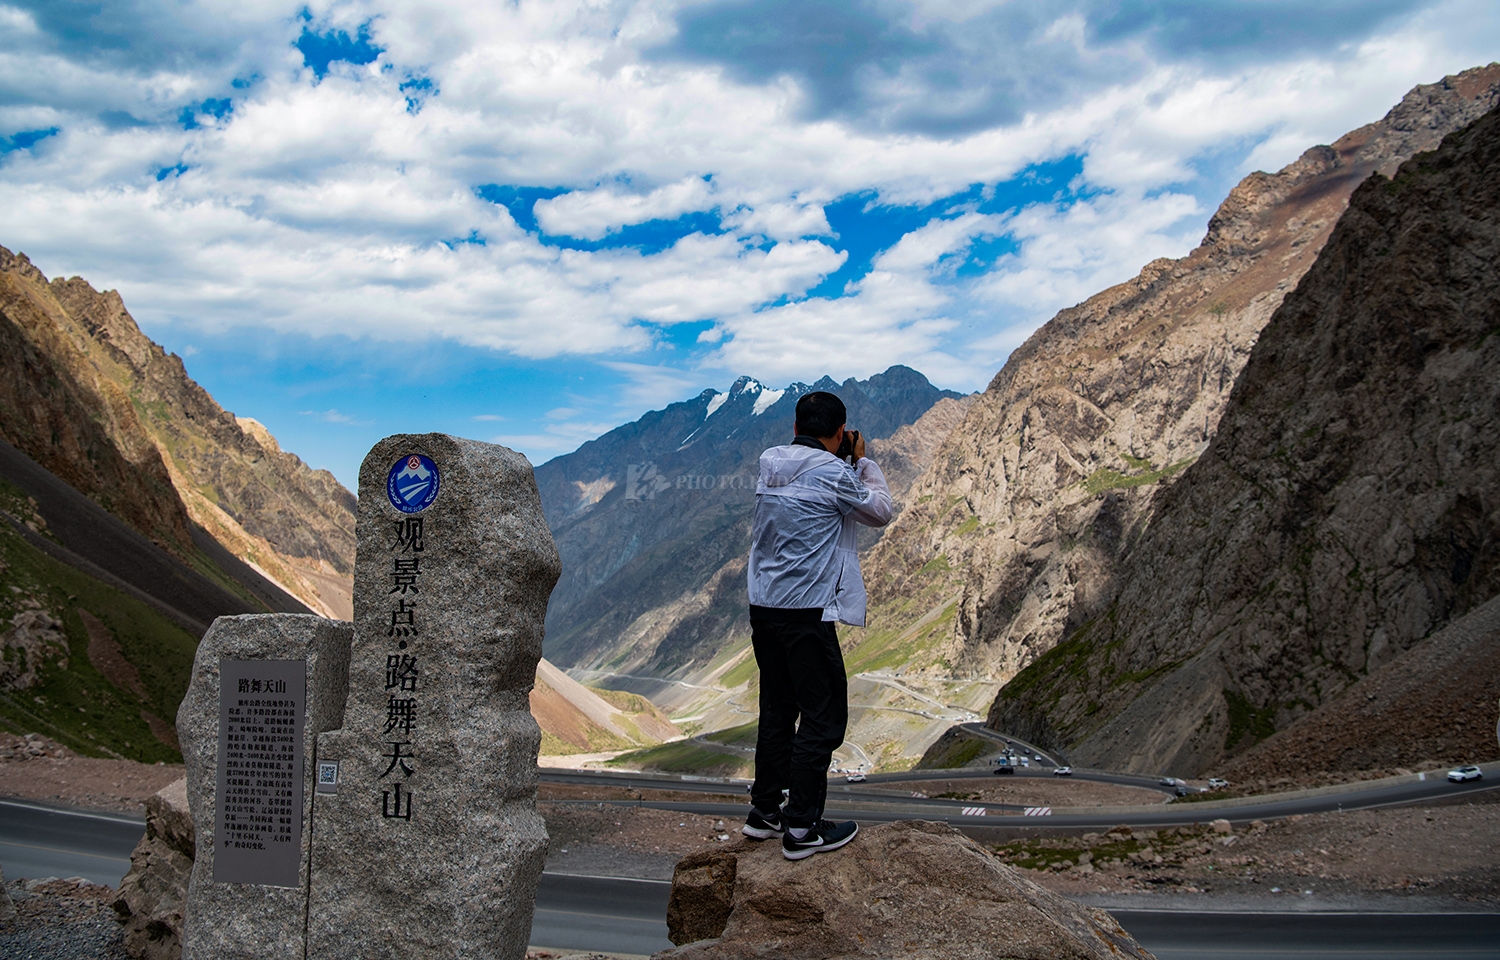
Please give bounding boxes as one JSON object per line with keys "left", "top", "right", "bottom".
{"left": 176, "top": 434, "right": 559, "bottom": 960}
{"left": 306, "top": 434, "right": 558, "bottom": 958}
{"left": 178, "top": 614, "right": 352, "bottom": 959}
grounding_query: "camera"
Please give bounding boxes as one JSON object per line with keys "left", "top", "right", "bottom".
{"left": 835, "top": 429, "right": 860, "bottom": 463}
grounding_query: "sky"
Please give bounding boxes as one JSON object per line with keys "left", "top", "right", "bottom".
{"left": 1, "top": 1, "right": 1496, "bottom": 490}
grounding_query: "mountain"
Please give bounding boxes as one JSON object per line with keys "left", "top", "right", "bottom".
{"left": 989, "top": 95, "right": 1500, "bottom": 775}
{"left": 536, "top": 365, "right": 965, "bottom": 677}
{"left": 530, "top": 657, "right": 681, "bottom": 756}
{"left": 856, "top": 65, "right": 1500, "bottom": 691}
{"left": 0, "top": 248, "right": 355, "bottom": 618}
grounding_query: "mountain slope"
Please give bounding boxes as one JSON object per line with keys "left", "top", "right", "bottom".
{"left": 0, "top": 249, "right": 356, "bottom": 618}
{"left": 0, "top": 250, "right": 195, "bottom": 558}
{"left": 536, "top": 365, "right": 963, "bottom": 676}
{"left": 1218, "top": 592, "right": 1500, "bottom": 785}
{"left": 530, "top": 657, "right": 681, "bottom": 755}
{"left": 991, "top": 99, "right": 1500, "bottom": 775}
{"left": 857, "top": 64, "right": 1500, "bottom": 686}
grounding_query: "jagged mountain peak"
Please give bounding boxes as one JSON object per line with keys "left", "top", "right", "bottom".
{"left": 533, "top": 364, "right": 963, "bottom": 673}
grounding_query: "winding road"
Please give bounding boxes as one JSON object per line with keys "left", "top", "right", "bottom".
{"left": 4, "top": 763, "right": 1496, "bottom": 957}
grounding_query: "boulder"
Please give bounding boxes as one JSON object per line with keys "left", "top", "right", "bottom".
{"left": 113, "top": 777, "right": 194, "bottom": 960}
{"left": 658, "top": 821, "right": 1155, "bottom": 960}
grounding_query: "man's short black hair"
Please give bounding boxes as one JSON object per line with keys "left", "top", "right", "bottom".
{"left": 795, "top": 391, "right": 846, "bottom": 439}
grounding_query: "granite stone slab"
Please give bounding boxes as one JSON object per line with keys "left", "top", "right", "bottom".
{"left": 178, "top": 613, "right": 352, "bottom": 960}
{"left": 306, "top": 434, "right": 560, "bottom": 960}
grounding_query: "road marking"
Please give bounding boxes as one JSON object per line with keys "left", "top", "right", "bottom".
{"left": 1024, "top": 806, "right": 1052, "bottom": 816}
{"left": 0, "top": 798, "right": 144, "bottom": 826}
{"left": 961, "top": 806, "right": 987, "bottom": 817}
{"left": 542, "top": 872, "right": 671, "bottom": 885}
{"left": 0, "top": 839, "right": 130, "bottom": 864}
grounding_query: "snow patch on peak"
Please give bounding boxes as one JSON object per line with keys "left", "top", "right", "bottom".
{"left": 705, "top": 392, "right": 728, "bottom": 419}
{"left": 730, "top": 375, "right": 762, "bottom": 397}
{"left": 752, "top": 388, "right": 785, "bottom": 416}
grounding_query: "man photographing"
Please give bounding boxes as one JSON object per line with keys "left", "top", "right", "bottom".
{"left": 741, "top": 390, "right": 893, "bottom": 860}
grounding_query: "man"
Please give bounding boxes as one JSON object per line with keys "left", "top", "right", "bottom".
{"left": 741, "top": 390, "right": 892, "bottom": 860}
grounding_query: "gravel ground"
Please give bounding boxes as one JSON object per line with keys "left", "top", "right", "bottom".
{"left": 0, "top": 734, "right": 182, "bottom": 814}
{"left": 0, "top": 878, "right": 129, "bottom": 960}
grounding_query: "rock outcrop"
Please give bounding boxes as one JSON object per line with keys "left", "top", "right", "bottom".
{"left": 113, "top": 778, "right": 194, "bottom": 960}
{"left": 0, "top": 607, "right": 69, "bottom": 691}
{"left": 0, "top": 249, "right": 355, "bottom": 618}
{"left": 992, "top": 98, "right": 1500, "bottom": 774}
{"left": 659, "top": 820, "right": 1155, "bottom": 960}
{"left": 857, "top": 65, "right": 1500, "bottom": 685}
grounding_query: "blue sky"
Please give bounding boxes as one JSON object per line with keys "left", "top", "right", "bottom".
{"left": 0, "top": 0, "right": 1496, "bottom": 489}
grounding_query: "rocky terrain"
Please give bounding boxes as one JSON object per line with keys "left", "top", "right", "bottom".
{"left": 990, "top": 94, "right": 1500, "bottom": 775}
{"left": 856, "top": 65, "right": 1500, "bottom": 693}
{"left": 1220, "top": 591, "right": 1500, "bottom": 785}
{"left": 0, "top": 248, "right": 355, "bottom": 618}
{"left": 536, "top": 365, "right": 963, "bottom": 678}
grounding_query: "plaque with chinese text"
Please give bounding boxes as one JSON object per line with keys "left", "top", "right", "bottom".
{"left": 214, "top": 659, "right": 306, "bottom": 887}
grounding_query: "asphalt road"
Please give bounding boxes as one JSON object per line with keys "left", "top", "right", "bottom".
{"left": 543, "top": 762, "right": 1498, "bottom": 828}
{"left": 0, "top": 798, "right": 142, "bottom": 886}
{"left": 6, "top": 797, "right": 1500, "bottom": 958}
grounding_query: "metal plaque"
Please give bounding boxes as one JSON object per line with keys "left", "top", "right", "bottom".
{"left": 214, "top": 659, "right": 306, "bottom": 887}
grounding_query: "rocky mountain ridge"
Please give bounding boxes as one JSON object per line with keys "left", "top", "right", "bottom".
{"left": 991, "top": 96, "right": 1500, "bottom": 774}
{"left": 0, "top": 249, "right": 355, "bottom": 618}
{"left": 536, "top": 365, "right": 964, "bottom": 677}
{"left": 856, "top": 64, "right": 1500, "bottom": 693}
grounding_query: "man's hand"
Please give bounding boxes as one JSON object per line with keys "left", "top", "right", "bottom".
{"left": 852, "top": 430, "right": 865, "bottom": 461}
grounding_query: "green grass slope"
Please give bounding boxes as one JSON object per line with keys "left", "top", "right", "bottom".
{"left": 0, "top": 479, "right": 195, "bottom": 762}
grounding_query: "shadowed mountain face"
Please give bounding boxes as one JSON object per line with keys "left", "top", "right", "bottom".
{"left": 991, "top": 99, "right": 1500, "bottom": 775}
{"left": 0, "top": 249, "right": 356, "bottom": 618}
{"left": 536, "top": 365, "right": 963, "bottom": 675}
{"left": 855, "top": 65, "right": 1500, "bottom": 692}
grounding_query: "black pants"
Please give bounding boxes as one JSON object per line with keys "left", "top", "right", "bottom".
{"left": 748, "top": 606, "right": 848, "bottom": 828}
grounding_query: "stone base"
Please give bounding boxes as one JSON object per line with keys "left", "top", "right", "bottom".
{"left": 660, "top": 820, "right": 1156, "bottom": 960}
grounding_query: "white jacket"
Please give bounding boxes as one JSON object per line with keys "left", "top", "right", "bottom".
{"left": 747, "top": 442, "right": 893, "bottom": 626}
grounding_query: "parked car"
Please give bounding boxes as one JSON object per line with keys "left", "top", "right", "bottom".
{"left": 1159, "top": 776, "right": 1178, "bottom": 786}
{"left": 846, "top": 771, "right": 867, "bottom": 783}
{"left": 1053, "top": 766, "right": 1073, "bottom": 776}
{"left": 1207, "top": 777, "right": 1229, "bottom": 789}
{"left": 1448, "top": 765, "right": 1483, "bottom": 782}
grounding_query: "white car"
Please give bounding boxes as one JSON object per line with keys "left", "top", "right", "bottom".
{"left": 1448, "top": 765, "right": 1483, "bottom": 782}
{"left": 845, "top": 771, "right": 867, "bottom": 783}
{"left": 1207, "top": 777, "right": 1229, "bottom": 789}
{"left": 1053, "top": 766, "right": 1073, "bottom": 776}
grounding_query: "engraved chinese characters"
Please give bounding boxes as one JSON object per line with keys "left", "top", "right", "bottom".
{"left": 215, "top": 659, "right": 305, "bottom": 886}
{"left": 381, "top": 511, "right": 425, "bottom": 821}
{"left": 307, "top": 434, "right": 559, "bottom": 960}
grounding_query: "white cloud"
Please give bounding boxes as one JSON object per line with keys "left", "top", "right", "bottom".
{"left": 0, "top": 0, "right": 1495, "bottom": 411}
{"left": 534, "top": 176, "right": 715, "bottom": 239}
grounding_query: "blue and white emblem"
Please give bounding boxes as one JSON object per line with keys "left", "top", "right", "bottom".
{"left": 387, "top": 454, "right": 441, "bottom": 514}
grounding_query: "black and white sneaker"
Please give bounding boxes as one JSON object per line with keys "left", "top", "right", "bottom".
{"left": 741, "top": 807, "right": 785, "bottom": 840}
{"left": 781, "top": 819, "right": 859, "bottom": 860}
